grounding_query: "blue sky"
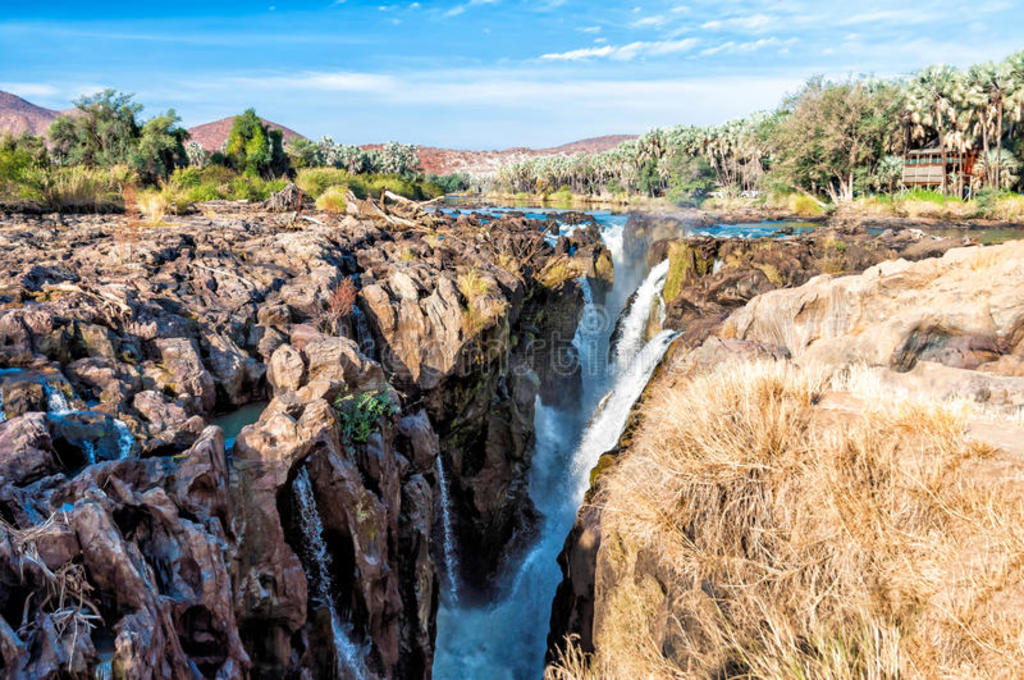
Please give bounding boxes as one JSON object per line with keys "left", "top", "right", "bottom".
{"left": 1, "top": 0, "right": 1021, "bottom": 149}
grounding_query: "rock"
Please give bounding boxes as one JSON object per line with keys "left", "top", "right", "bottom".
{"left": 0, "top": 413, "right": 56, "bottom": 485}
{"left": 267, "top": 343, "right": 306, "bottom": 395}
{"left": 263, "top": 183, "right": 304, "bottom": 212}
{"left": 0, "top": 376, "right": 46, "bottom": 418}
{"left": 153, "top": 337, "right": 217, "bottom": 415}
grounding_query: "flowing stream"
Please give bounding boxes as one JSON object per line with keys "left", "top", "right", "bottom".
{"left": 614, "top": 258, "right": 670, "bottom": 372}
{"left": 294, "top": 466, "right": 369, "bottom": 680}
{"left": 433, "top": 210, "right": 654, "bottom": 679}
{"left": 435, "top": 455, "right": 462, "bottom": 604}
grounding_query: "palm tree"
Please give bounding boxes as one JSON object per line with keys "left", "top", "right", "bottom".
{"left": 909, "top": 65, "right": 959, "bottom": 194}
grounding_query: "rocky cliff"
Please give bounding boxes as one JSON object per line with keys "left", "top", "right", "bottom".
{"left": 549, "top": 239, "right": 1024, "bottom": 677}
{"left": 0, "top": 195, "right": 608, "bottom": 678}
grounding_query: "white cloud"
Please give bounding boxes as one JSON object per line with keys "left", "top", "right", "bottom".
{"left": 631, "top": 15, "right": 668, "bottom": 28}
{"left": 578, "top": 25, "right": 602, "bottom": 33}
{"left": 701, "top": 37, "right": 796, "bottom": 56}
{"left": 232, "top": 71, "right": 399, "bottom": 93}
{"left": 444, "top": 0, "right": 497, "bottom": 18}
{"left": 0, "top": 82, "right": 59, "bottom": 98}
{"left": 541, "top": 38, "right": 699, "bottom": 61}
{"left": 701, "top": 13, "right": 776, "bottom": 33}
{"left": 838, "top": 9, "right": 934, "bottom": 26}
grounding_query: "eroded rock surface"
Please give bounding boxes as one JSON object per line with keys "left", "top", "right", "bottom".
{"left": 0, "top": 199, "right": 604, "bottom": 678}
{"left": 550, "top": 238, "right": 1024, "bottom": 670}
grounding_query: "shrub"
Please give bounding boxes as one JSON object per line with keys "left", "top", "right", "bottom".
{"left": 365, "top": 174, "right": 420, "bottom": 200}
{"left": 333, "top": 391, "right": 397, "bottom": 445}
{"left": 456, "top": 269, "right": 492, "bottom": 299}
{"left": 785, "top": 192, "right": 825, "bottom": 216}
{"left": 18, "top": 165, "right": 125, "bottom": 212}
{"left": 315, "top": 186, "right": 348, "bottom": 213}
{"left": 296, "top": 167, "right": 357, "bottom": 198}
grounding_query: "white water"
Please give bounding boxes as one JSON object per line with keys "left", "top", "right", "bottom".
{"left": 435, "top": 455, "right": 461, "bottom": 604}
{"left": 44, "top": 379, "right": 134, "bottom": 460}
{"left": 614, "top": 259, "right": 670, "bottom": 372}
{"left": 294, "top": 466, "right": 368, "bottom": 680}
{"left": 434, "top": 211, "right": 658, "bottom": 679}
{"left": 571, "top": 330, "right": 679, "bottom": 499}
{"left": 44, "top": 381, "right": 73, "bottom": 415}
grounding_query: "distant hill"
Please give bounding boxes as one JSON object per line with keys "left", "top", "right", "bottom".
{"left": 187, "top": 116, "right": 306, "bottom": 152}
{"left": 403, "top": 135, "right": 639, "bottom": 176}
{"left": 0, "top": 91, "right": 60, "bottom": 137}
{"left": 1, "top": 89, "right": 635, "bottom": 175}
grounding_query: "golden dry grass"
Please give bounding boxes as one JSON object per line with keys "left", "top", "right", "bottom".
{"left": 138, "top": 190, "right": 169, "bottom": 225}
{"left": 315, "top": 185, "right": 348, "bottom": 214}
{"left": 548, "top": 361, "right": 1024, "bottom": 680}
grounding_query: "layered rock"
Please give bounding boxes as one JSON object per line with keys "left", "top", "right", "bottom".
{"left": 0, "top": 198, "right": 603, "bottom": 677}
{"left": 549, "top": 239, "right": 1024, "bottom": 672}
{"left": 616, "top": 224, "right": 967, "bottom": 352}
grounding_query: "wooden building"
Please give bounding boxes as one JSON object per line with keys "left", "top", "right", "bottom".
{"left": 902, "top": 148, "right": 977, "bottom": 191}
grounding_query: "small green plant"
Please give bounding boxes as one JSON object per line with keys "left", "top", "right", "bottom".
{"left": 316, "top": 185, "right": 348, "bottom": 213}
{"left": 333, "top": 391, "right": 397, "bottom": 444}
{"left": 457, "top": 269, "right": 492, "bottom": 299}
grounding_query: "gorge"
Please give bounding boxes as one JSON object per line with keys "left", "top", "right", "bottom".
{"left": 1, "top": 192, "right": 1022, "bottom": 680}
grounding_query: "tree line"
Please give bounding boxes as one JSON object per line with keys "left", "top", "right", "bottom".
{"left": 495, "top": 51, "right": 1024, "bottom": 203}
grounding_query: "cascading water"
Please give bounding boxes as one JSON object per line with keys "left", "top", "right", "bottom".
{"left": 435, "top": 455, "right": 461, "bottom": 604}
{"left": 351, "top": 307, "right": 377, "bottom": 360}
{"left": 570, "top": 330, "right": 679, "bottom": 498}
{"left": 614, "top": 259, "right": 670, "bottom": 371}
{"left": 43, "top": 379, "right": 135, "bottom": 460}
{"left": 433, "top": 210, "right": 657, "bottom": 679}
{"left": 44, "top": 381, "right": 72, "bottom": 415}
{"left": 294, "top": 466, "right": 368, "bottom": 680}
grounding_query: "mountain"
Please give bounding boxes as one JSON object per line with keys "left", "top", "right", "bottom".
{"left": 407, "top": 135, "right": 638, "bottom": 176}
{"left": 2, "top": 88, "right": 635, "bottom": 174}
{"left": 0, "top": 90, "right": 60, "bottom": 137}
{"left": 187, "top": 116, "right": 306, "bottom": 152}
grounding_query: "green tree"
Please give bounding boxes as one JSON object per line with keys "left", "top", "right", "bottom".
{"left": 131, "top": 111, "right": 189, "bottom": 182}
{"left": 768, "top": 77, "right": 903, "bottom": 201}
{"left": 49, "top": 89, "right": 142, "bottom": 167}
{"left": 224, "top": 109, "right": 289, "bottom": 177}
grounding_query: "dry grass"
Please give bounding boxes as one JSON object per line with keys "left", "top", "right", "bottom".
{"left": 991, "top": 195, "right": 1024, "bottom": 222}
{"left": 138, "top": 190, "right": 169, "bottom": 225}
{"left": 549, "top": 361, "right": 1024, "bottom": 679}
{"left": 457, "top": 268, "right": 493, "bottom": 299}
{"left": 315, "top": 185, "right": 348, "bottom": 214}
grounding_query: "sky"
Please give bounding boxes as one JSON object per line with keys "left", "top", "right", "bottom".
{"left": 1, "top": 0, "right": 1021, "bottom": 149}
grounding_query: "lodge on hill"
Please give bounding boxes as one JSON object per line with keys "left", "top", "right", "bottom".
{"left": 902, "top": 147, "right": 977, "bottom": 191}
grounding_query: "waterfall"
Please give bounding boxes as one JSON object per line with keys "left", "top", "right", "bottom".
{"left": 572, "top": 330, "right": 679, "bottom": 500}
{"left": 82, "top": 440, "right": 97, "bottom": 465}
{"left": 614, "top": 260, "right": 670, "bottom": 372}
{"left": 113, "top": 419, "right": 134, "bottom": 459}
{"left": 435, "top": 455, "right": 461, "bottom": 604}
{"left": 433, "top": 209, "right": 659, "bottom": 680}
{"left": 94, "top": 655, "right": 113, "bottom": 680}
{"left": 44, "top": 381, "right": 73, "bottom": 415}
{"left": 294, "top": 466, "right": 368, "bottom": 680}
{"left": 0, "top": 387, "right": 6, "bottom": 424}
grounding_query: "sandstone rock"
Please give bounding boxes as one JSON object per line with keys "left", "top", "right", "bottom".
{"left": 153, "top": 337, "right": 217, "bottom": 415}
{"left": 0, "top": 413, "right": 56, "bottom": 485}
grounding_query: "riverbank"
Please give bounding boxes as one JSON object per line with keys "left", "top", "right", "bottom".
{"left": 548, "top": 238, "right": 1024, "bottom": 678}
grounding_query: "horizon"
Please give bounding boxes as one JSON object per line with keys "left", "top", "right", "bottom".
{"left": 1, "top": 0, "right": 1022, "bottom": 149}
